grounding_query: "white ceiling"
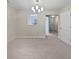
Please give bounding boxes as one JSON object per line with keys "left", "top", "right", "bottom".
{"left": 8, "top": 0, "right": 71, "bottom": 11}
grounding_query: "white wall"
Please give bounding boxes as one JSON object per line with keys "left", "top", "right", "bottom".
{"left": 7, "top": 5, "right": 17, "bottom": 42}
{"left": 7, "top": 4, "right": 58, "bottom": 39}
{"left": 58, "top": 5, "right": 71, "bottom": 45}
{"left": 16, "top": 10, "right": 58, "bottom": 37}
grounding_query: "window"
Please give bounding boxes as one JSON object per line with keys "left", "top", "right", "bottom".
{"left": 27, "top": 14, "right": 37, "bottom": 25}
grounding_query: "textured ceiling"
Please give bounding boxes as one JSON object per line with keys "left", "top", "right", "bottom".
{"left": 8, "top": 0, "right": 71, "bottom": 11}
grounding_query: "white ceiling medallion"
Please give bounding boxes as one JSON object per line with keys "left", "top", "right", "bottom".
{"left": 32, "top": 0, "right": 44, "bottom": 13}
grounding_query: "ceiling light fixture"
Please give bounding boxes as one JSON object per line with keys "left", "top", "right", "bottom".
{"left": 32, "top": 0, "right": 44, "bottom": 13}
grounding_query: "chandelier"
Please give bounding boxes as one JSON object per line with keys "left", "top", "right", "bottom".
{"left": 31, "top": 0, "right": 44, "bottom": 13}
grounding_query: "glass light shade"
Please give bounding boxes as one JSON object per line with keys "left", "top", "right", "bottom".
{"left": 36, "top": 5, "right": 39, "bottom": 10}
{"left": 32, "top": 7, "right": 35, "bottom": 12}
{"left": 41, "top": 7, "right": 44, "bottom": 11}
{"left": 38, "top": 9, "right": 41, "bottom": 13}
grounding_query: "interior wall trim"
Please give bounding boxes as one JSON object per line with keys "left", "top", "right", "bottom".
{"left": 16, "top": 36, "right": 46, "bottom": 39}
{"left": 58, "top": 36, "right": 71, "bottom": 46}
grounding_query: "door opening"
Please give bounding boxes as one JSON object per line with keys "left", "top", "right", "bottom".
{"left": 45, "top": 15, "right": 59, "bottom": 35}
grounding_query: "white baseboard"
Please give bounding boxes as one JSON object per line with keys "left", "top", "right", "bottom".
{"left": 7, "top": 36, "right": 16, "bottom": 43}
{"left": 16, "top": 36, "right": 46, "bottom": 39}
{"left": 58, "top": 36, "right": 71, "bottom": 46}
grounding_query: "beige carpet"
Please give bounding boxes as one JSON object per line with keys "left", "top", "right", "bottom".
{"left": 7, "top": 35, "right": 71, "bottom": 59}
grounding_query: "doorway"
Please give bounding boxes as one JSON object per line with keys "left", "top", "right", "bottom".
{"left": 45, "top": 15, "right": 59, "bottom": 35}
